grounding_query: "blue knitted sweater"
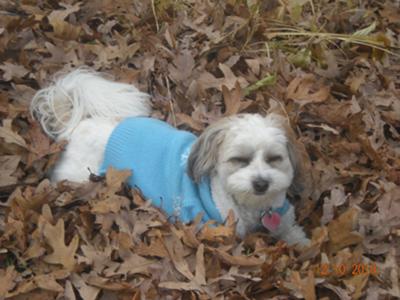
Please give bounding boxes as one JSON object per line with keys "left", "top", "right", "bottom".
{"left": 99, "top": 117, "right": 223, "bottom": 224}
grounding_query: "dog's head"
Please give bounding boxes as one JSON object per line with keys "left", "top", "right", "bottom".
{"left": 188, "top": 114, "right": 300, "bottom": 208}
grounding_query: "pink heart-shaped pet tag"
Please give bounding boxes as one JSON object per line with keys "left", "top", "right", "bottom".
{"left": 262, "top": 212, "right": 281, "bottom": 231}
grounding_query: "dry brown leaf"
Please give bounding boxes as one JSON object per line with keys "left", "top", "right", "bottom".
{"left": 71, "top": 274, "right": 100, "bottom": 300}
{"left": 164, "top": 234, "right": 194, "bottom": 280}
{"left": 194, "top": 244, "right": 206, "bottom": 285}
{"left": 158, "top": 244, "right": 207, "bottom": 293}
{"left": 50, "top": 19, "right": 81, "bottom": 40}
{"left": 24, "top": 238, "right": 46, "bottom": 260}
{"left": 47, "top": 2, "right": 81, "bottom": 40}
{"left": 197, "top": 72, "right": 223, "bottom": 90}
{"left": 114, "top": 32, "right": 141, "bottom": 61}
{"left": 198, "top": 223, "right": 235, "bottom": 243}
{"left": 64, "top": 280, "right": 76, "bottom": 300}
{"left": 3, "top": 270, "right": 69, "bottom": 298}
{"left": 222, "top": 82, "right": 252, "bottom": 116}
{"left": 11, "top": 180, "right": 57, "bottom": 212}
{"left": 86, "top": 276, "right": 137, "bottom": 291}
{"left": 321, "top": 185, "right": 347, "bottom": 225}
{"left": 343, "top": 273, "right": 369, "bottom": 300}
{"left": 0, "top": 266, "right": 18, "bottom": 296}
{"left": 4, "top": 280, "right": 37, "bottom": 298}
{"left": 164, "top": 25, "right": 176, "bottom": 49}
{"left": 322, "top": 283, "right": 351, "bottom": 300}
{"left": 175, "top": 113, "right": 204, "bottom": 132}
{"left": 213, "top": 248, "right": 264, "bottom": 267}
{"left": 218, "top": 63, "right": 249, "bottom": 90}
{"left": 34, "top": 270, "right": 70, "bottom": 293}
{"left": 198, "top": 210, "right": 236, "bottom": 243}
{"left": 286, "top": 270, "right": 316, "bottom": 300}
{"left": 0, "top": 155, "right": 20, "bottom": 188}
{"left": 287, "top": 74, "right": 330, "bottom": 105}
{"left": 2, "top": 217, "right": 26, "bottom": 251}
{"left": 134, "top": 237, "right": 169, "bottom": 258}
{"left": 91, "top": 195, "right": 129, "bottom": 214}
{"left": 26, "top": 121, "right": 65, "bottom": 166}
{"left": 0, "top": 119, "right": 27, "bottom": 148}
{"left": 298, "top": 226, "right": 329, "bottom": 262}
{"left": 80, "top": 243, "right": 112, "bottom": 273}
{"left": 345, "top": 71, "right": 367, "bottom": 94}
{"left": 381, "top": 248, "right": 400, "bottom": 298}
{"left": 181, "top": 224, "right": 201, "bottom": 248}
{"left": 105, "top": 167, "right": 131, "bottom": 190}
{"left": 116, "top": 251, "right": 155, "bottom": 276}
{"left": 168, "top": 50, "right": 195, "bottom": 84}
{"left": 158, "top": 281, "right": 201, "bottom": 292}
{"left": 327, "top": 208, "right": 363, "bottom": 253}
{"left": 245, "top": 58, "right": 262, "bottom": 75}
{"left": 0, "top": 62, "right": 29, "bottom": 81}
{"left": 43, "top": 218, "right": 79, "bottom": 271}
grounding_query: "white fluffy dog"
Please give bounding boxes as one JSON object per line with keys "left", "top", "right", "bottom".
{"left": 31, "top": 69, "right": 309, "bottom": 246}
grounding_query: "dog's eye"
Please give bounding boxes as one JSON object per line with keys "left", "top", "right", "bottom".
{"left": 229, "top": 157, "right": 250, "bottom": 165}
{"left": 266, "top": 155, "right": 282, "bottom": 163}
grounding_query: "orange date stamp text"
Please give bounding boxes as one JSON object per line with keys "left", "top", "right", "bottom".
{"left": 314, "top": 263, "right": 378, "bottom": 277}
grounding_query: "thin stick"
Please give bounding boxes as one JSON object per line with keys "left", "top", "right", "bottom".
{"left": 151, "top": 0, "right": 160, "bottom": 32}
{"left": 165, "top": 75, "right": 176, "bottom": 127}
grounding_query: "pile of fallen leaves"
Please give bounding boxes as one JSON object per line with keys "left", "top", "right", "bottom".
{"left": 1, "top": 0, "right": 399, "bottom": 299}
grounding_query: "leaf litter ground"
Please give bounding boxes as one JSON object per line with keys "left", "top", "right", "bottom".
{"left": 0, "top": 1, "right": 399, "bottom": 299}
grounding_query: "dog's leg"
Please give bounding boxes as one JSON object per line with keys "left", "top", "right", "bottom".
{"left": 273, "top": 204, "right": 310, "bottom": 246}
{"left": 51, "top": 119, "right": 115, "bottom": 182}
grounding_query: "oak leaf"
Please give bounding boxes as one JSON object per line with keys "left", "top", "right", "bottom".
{"left": 71, "top": 274, "right": 100, "bottom": 300}
{"left": 213, "top": 248, "right": 264, "bottom": 267}
{"left": 222, "top": 82, "right": 252, "bottom": 116}
{"left": 105, "top": 167, "right": 131, "bottom": 190}
{"left": 328, "top": 208, "right": 363, "bottom": 253}
{"left": 0, "top": 119, "right": 27, "bottom": 148}
{"left": 286, "top": 270, "right": 316, "bottom": 300}
{"left": 43, "top": 218, "right": 79, "bottom": 271}
{"left": 0, "top": 266, "right": 17, "bottom": 296}
{"left": 287, "top": 74, "right": 330, "bottom": 106}
{"left": 0, "top": 155, "right": 20, "bottom": 188}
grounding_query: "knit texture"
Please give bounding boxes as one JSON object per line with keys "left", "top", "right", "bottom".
{"left": 99, "top": 117, "right": 223, "bottom": 224}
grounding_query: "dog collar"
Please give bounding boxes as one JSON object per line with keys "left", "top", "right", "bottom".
{"left": 260, "top": 198, "right": 290, "bottom": 231}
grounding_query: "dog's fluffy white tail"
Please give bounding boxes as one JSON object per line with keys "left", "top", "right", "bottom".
{"left": 30, "top": 69, "right": 151, "bottom": 140}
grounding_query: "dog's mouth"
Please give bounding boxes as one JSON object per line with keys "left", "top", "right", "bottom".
{"left": 253, "top": 190, "right": 268, "bottom": 196}
{"left": 232, "top": 192, "right": 275, "bottom": 209}
{"left": 253, "top": 191, "right": 267, "bottom": 196}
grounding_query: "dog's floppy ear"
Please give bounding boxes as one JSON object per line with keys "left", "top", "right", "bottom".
{"left": 267, "top": 112, "right": 304, "bottom": 195}
{"left": 187, "top": 119, "right": 228, "bottom": 182}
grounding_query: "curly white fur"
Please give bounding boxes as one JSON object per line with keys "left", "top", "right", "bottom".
{"left": 31, "top": 68, "right": 150, "bottom": 140}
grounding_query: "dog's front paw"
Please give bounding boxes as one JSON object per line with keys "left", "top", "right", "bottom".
{"left": 294, "top": 237, "right": 311, "bottom": 248}
{"left": 282, "top": 226, "right": 310, "bottom": 247}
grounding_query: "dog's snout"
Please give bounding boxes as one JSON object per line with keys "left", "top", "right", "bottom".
{"left": 252, "top": 178, "right": 269, "bottom": 194}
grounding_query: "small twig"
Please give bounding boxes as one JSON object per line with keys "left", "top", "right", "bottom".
{"left": 266, "top": 29, "right": 400, "bottom": 57}
{"left": 165, "top": 75, "right": 176, "bottom": 127}
{"left": 309, "top": 0, "right": 316, "bottom": 16}
{"left": 265, "top": 42, "right": 271, "bottom": 61}
{"left": 151, "top": 0, "right": 160, "bottom": 32}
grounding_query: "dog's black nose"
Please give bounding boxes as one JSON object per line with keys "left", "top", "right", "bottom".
{"left": 252, "top": 178, "right": 269, "bottom": 194}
